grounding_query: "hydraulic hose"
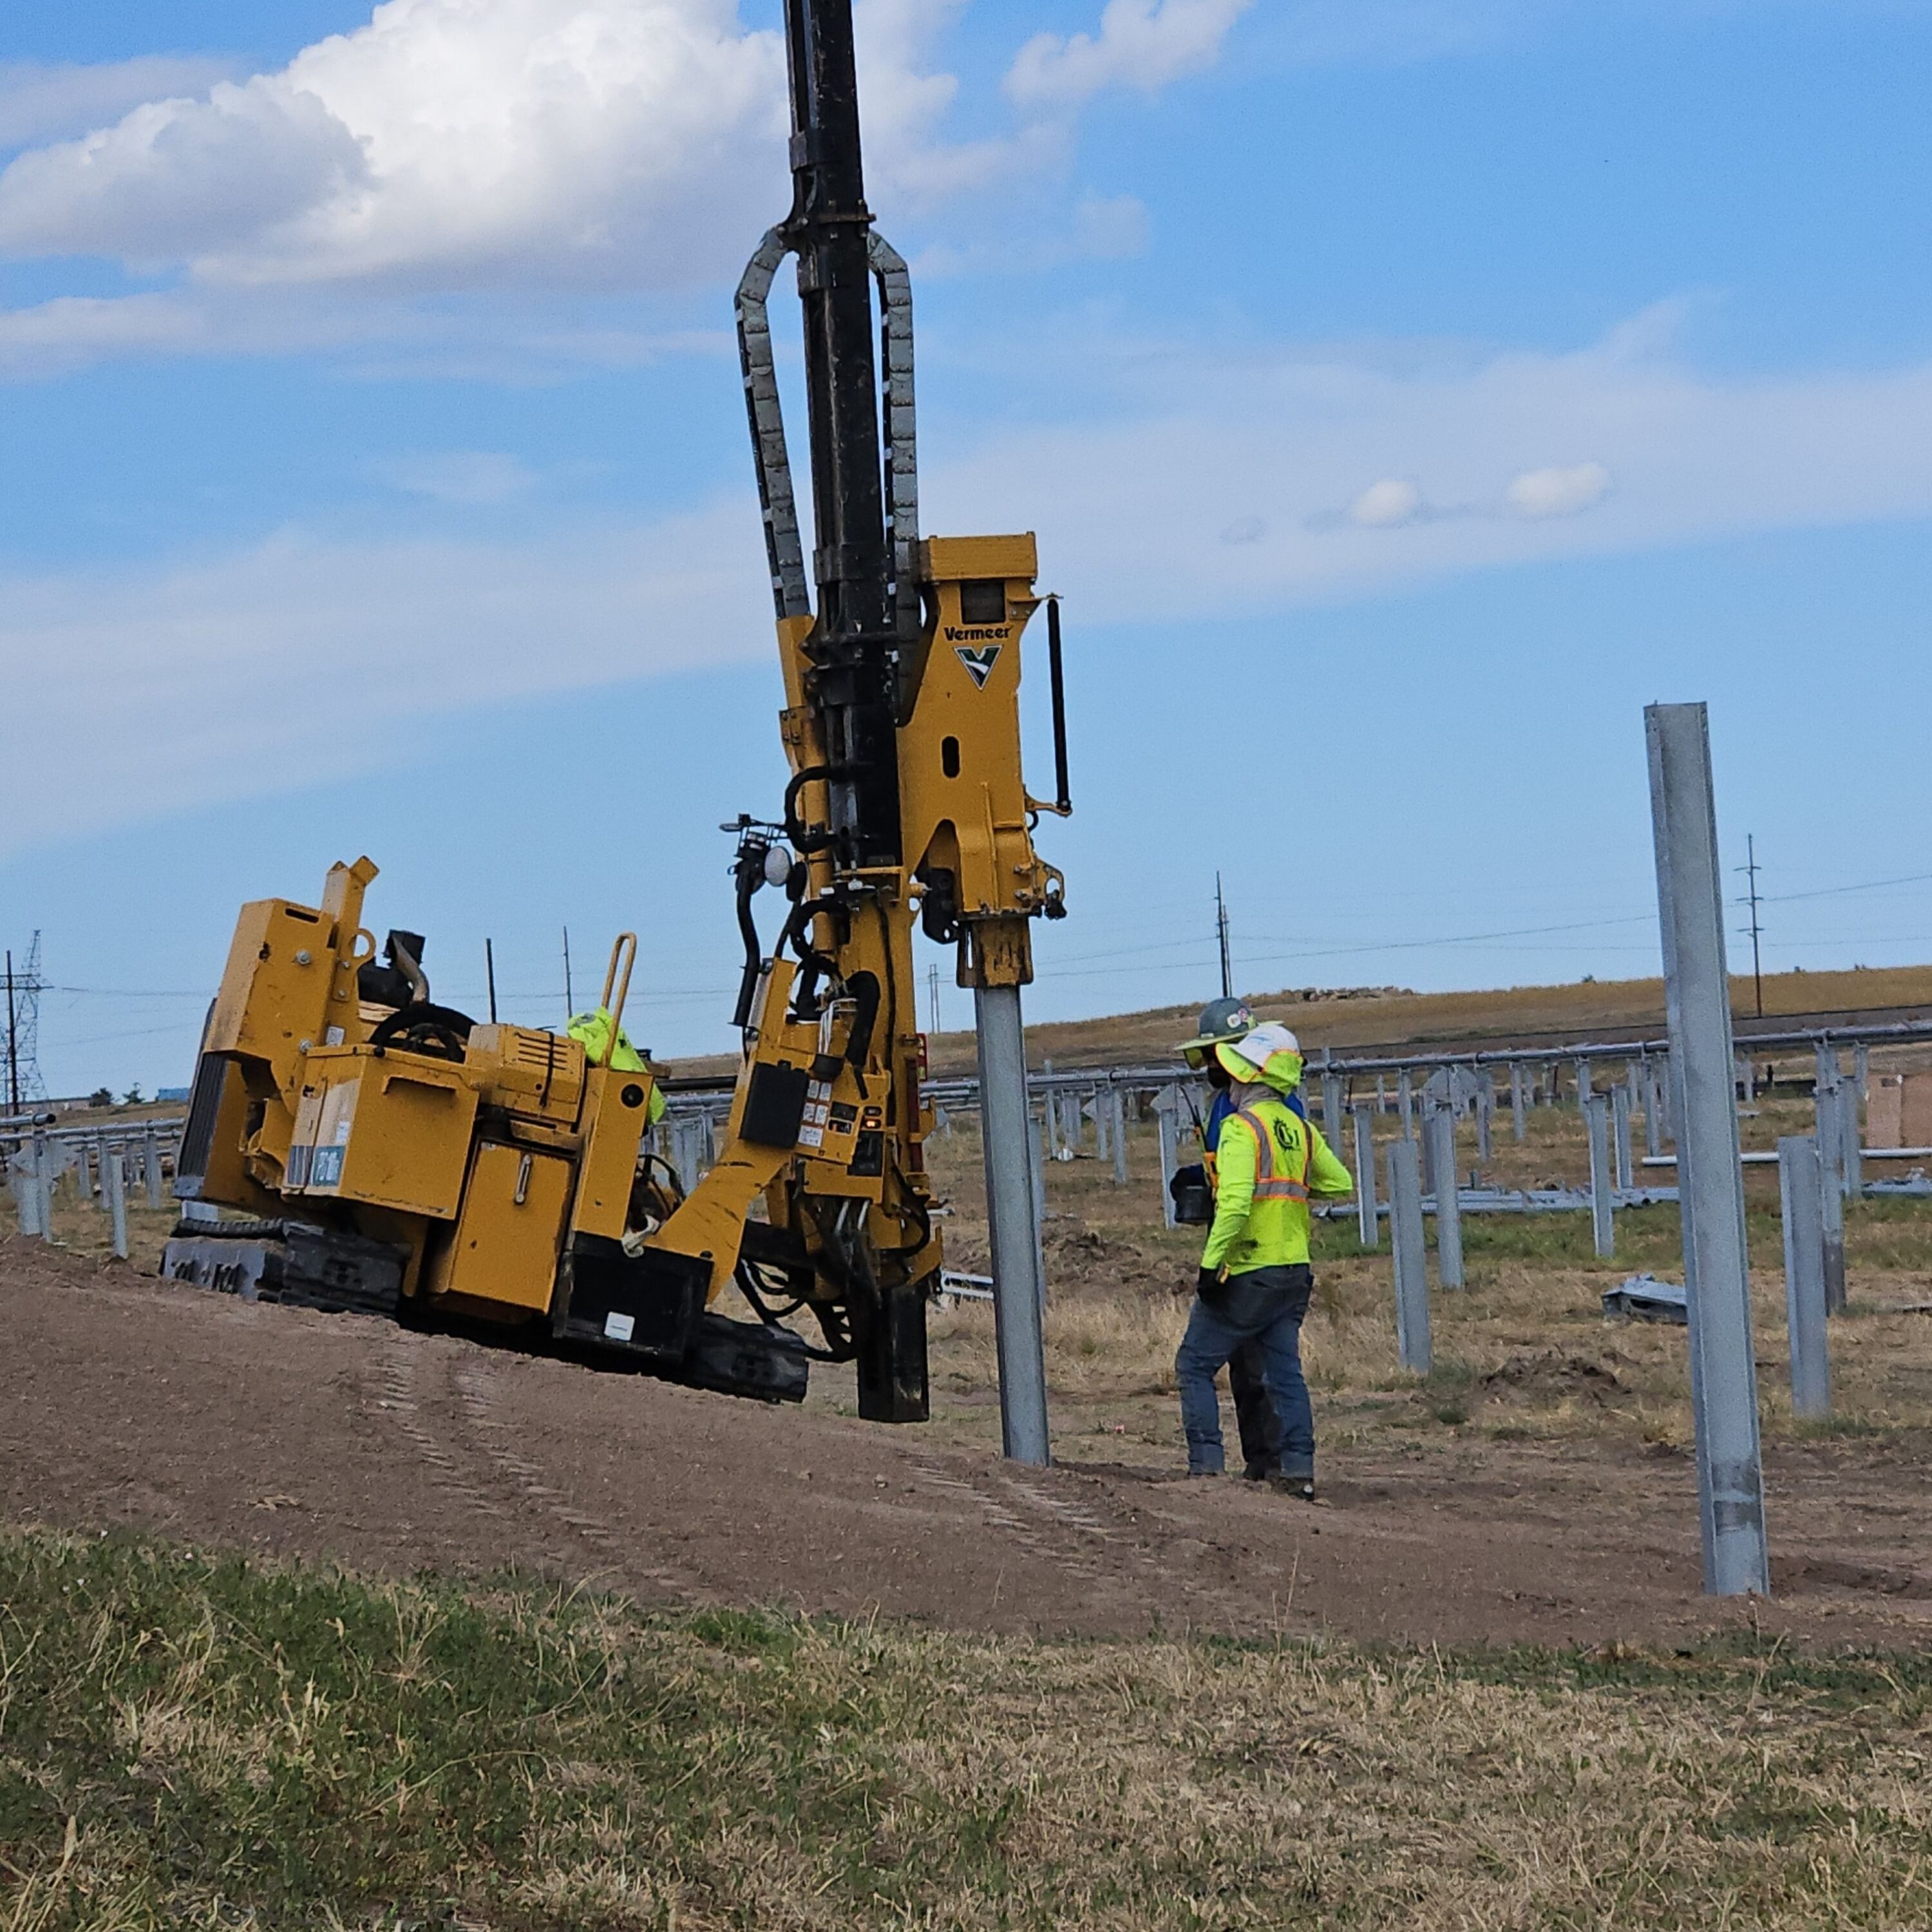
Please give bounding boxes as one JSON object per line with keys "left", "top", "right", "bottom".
{"left": 730, "top": 851, "right": 764, "bottom": 1032}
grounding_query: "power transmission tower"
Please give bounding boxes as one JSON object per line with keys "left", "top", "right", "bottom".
{"left": 1736, "top": 835, "right": 1765, "bottom": 1018}
{"left": 1215, "top": 873, "right": 1233, "bottom": 999}
{"left": 3, "top": 933, "right": 46, "bottom": 1109}
{"left": 928, "top": 963, "right": 941, "bottom": 1037}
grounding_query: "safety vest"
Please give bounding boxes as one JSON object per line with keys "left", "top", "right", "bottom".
{"left": 1235, "top": 1103, "right": 1314, "bottom": 1202}
{"left": 1200, "top": 1085, "right": 1306, "bottom": 1191}
{"left": 1201, "top": 1093, "right": 1322, "bottom": 1274}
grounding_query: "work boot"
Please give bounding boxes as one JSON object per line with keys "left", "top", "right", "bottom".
{"left": 1268, "top": 1472, "right": 1316, "bottom": 1503}
{"left": 1241, "top": 1461, "right": 1280, "bottom": 1484}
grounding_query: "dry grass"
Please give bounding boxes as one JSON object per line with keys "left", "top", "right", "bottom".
{"left": 5, "top": 1523, "right": 1932, "bottom": 1930}
{"left": 897, "top": 1085, "right": 1932, "bottom": 1468}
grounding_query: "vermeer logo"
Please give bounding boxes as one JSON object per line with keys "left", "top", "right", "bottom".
{"left": 954, "top": 643, "right": 1001, "bottom": 688}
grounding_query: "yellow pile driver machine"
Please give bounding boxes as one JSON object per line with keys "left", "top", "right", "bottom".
{"left": 166, "top": 0, "right": 1066, "bottom": 1456}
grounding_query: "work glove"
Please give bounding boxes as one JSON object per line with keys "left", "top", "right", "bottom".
{"left": 1195, "top": 1265, "right": 1222, "bottom": 1300}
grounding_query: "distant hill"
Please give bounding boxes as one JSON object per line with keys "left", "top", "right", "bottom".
{"left": 664, "top": 963, "right": 1932, "bottom": 1083}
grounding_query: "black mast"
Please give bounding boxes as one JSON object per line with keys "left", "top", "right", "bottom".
{"left": 781, "top": 0, "right": 901, "bottom": 871}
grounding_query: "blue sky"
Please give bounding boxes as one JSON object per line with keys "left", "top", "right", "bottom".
{"left": 1, "top": 0, "right": 1928, "bottom": 1096}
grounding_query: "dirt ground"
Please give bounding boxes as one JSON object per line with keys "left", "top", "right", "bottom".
{"left": 5, "top": 1210, "right": 1931, "bottom": 1654}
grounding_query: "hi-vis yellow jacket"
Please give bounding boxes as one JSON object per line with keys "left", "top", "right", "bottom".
{"left": 567, "top": 1008, "right": 668, "bottom": 1126}
{"left": 1202, "top": 1093, "right": 1354, "bottom": 1275}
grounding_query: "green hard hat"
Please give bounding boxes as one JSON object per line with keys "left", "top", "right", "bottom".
{"left": 1179, "top": 996, "right": 1255, "bottom": 1059}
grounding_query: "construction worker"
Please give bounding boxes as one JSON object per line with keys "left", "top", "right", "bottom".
{"left": 1175, "top": 1022, "right": 1353, "bottom": 1497}
{"left": 1178, "top": 996, "right": 1285, "bottom": 1480}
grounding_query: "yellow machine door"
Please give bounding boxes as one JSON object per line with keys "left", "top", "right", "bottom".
{"left": 431, "top": 1142, "right": 573, "bottom": 1314}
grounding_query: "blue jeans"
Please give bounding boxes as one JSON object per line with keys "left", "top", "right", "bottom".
{"left": 1175, "top": 1264, "right": 1314, "bottom": 1477}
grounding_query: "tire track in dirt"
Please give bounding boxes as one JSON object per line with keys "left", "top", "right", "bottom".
{"left": 904, "top": 1450, "right": 1262, "bottom": 1627}
{"left": 364, "top": 1335, "right": 511, "bottom": 1527}
{"left": 448, "top": 1354, "right": 701, "bottom": 1602}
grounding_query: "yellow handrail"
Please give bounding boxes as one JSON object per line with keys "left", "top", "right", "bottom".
{"left": 598, "top": 933, "right": 638, "bottom": 1067}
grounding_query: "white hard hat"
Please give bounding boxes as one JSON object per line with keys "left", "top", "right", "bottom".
{"left": 1240, "top": 1022, "right": 1299, "bottom": 1061}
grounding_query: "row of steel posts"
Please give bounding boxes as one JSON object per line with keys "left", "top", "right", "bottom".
{"left": 8, "top": 1124, "right": 171, "bottom": 1258}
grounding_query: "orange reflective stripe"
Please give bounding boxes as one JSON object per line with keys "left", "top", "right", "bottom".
{"left": 1236, "top": 1108, "right": 1307, "bottom": 1200}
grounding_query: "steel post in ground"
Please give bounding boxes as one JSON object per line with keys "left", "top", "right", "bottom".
{"left": 1839, "top": 1081, "right": 1862, "bottom": 1198}
{"left": 1819, "top": 1119, "right": 1848, "bottom": 1314}
{"left": 107, "top": 1148, "right": 128, "bottom": 1260}
{"left": 1156, "top": 1092, "right": 1180, "bottom": 1230}
{"left": 144, "top": 1126, "right": 162, "bottom": 1208}
{"left": 1611, "top": 1084, "right": 1634, "bottom": 1191}
{"left": 73, "top": 1140, "right": 93, "bottom": 1208}
{"left": 1643, "top": 1057, "right": 1663, "bottom": 1158}
{"left": 1575, "top": 1057, "right": 1591, "bottom": 1107}
{"left": 14, "top": 1151, "right": 39, "bottom": 1237}
{"left": 1387, "top": 1139, "right": 1431, "bottom": 1372}
{"left": 1397, "top": 1069, "right": 1414, "bottom": 1139}
{"left": 32, "top": 1133, "right": 54, "bottom": 1244}
{"left": 1322, "top": 1068, "right": 1345, "bottom": 1157}
{"left": 1425, "top": 1102, "right": 1464, "bottom": 1287}
{"left": 1855, "top": 1043, "right": 1870, "bottom": 1103}
{"left": 1646, "top": 700, "right": 1769, "bottom": 1597}
{"left": 1110, "top": 1088, "right": 1130, "bottom": 1186}
{"left": 1376, "top": 1074, "right": 1388, "bottom": 1115}
{"left": 1813, "top": 1068, "right": 1848, "bottom": 1312}
{"left": 973, "top": 983, "right": 1050, "bottom": 1466}
{"left": 1510, "top": 1063, "right": 1527, "bottom": 1142}
{"left": 1475, "top": 1071, "right": 1493, "bottom": 1164}
{"left": 1352, "top": 1104, "right": 1378, "bottom": 1249}
{"left": 1585, "top": 1094, "right": 1616, "bottom": 1257}
{"left": 1778, "top": 1135, "right": 1830, "bottom": 1421}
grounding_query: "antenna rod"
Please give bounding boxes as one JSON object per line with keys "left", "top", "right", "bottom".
{"left": 485, "top": 938, "right": 498, "bottom": 1024}
{"left": 563, "top": 926, "right": 574, "bottom": 1021}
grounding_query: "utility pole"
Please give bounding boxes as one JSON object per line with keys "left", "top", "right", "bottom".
{"left": 4, "top": 949, "right": 17, "bottom": 1114}
{"left": 1736, "top": 833, "right": 1765, "bottom": 1018}
{"left": 928, "top": 963, "right": 941, "bottom": 1037}
{"left": 562, "top": 926, "right": 574, "bottom": 1020}
{"left": 1215, "top": 872, "right": 1232, "bottom": 999}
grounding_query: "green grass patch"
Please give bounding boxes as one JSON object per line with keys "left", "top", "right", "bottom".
{"left": 6, "top": 1526, "right": 1932, "bottom": 1927}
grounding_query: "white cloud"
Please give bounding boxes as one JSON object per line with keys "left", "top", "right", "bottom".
{"left": 0, "top": 284, "right": 726, "bottom": 382}
{"left": 0, "top": 1, "right": 788, "bottom": 290}
{"left": 15, "top": 305, "right": 1920, "bottom": 857}
{"left": 0, "top": 502, "right": 771, "bottom": 857}
{"left": 0, "top": 0, "right": 1226, "bottom": 307}
{"left": 377, "top": 450, "right": 544, "bottom": 504}
{"left": 0, "top": 57, "right": 239, "bottom": 149}
{"left": 1350, "top": 477, "right": 1424, "bottom": 527}
{"left": 1007, "top": 0, "right": 1253, "bottom": 108}
{"left": 926, "top": 308, "right": 1932, "bottom": 623}
{"left": 1506, "top": 460, "right": 1613, "bottom": 518}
